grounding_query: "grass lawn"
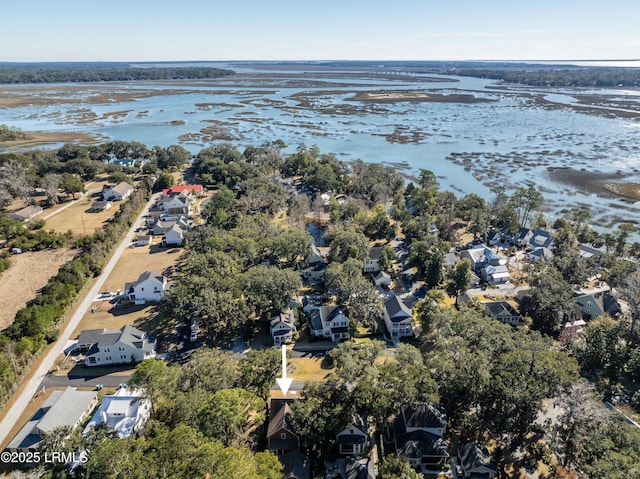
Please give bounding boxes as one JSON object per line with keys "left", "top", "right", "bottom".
{"left": 71, "top": 243, "right": 184, "bottom": 341}
{"left": 289, "top": 357, "right": 332, "bottom": 382}
{"left": 43, "top": 180, "right": 115, "bottom": 237}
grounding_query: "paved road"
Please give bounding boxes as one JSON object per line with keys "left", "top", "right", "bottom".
{"left": 0, "top": 192, "right": 159, "bottom": 447}
{"left": 40, "top": 373, "right": 132, "bottom": 389}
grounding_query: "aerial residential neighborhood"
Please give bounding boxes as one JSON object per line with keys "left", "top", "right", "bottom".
{"left": 0, "top": 137, "right": 639, "bottom": 479}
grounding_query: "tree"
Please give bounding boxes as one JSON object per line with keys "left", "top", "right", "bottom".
{"left": 236, "top": 348, "right": 281, "bottom": 401}
{"left": 577, "top": 316, "right": 629, "bottom": 384}
{"left": 380, "top": 456, "right": 422, "bottom": 479}
{"left": 197, "top": 388, "right": 265, "bottom": 447}
{"left": 128, "top": 359, "right": 177, "bottom": 417}
{"left": 446, "top": 259, "right": 471, "bottom": 303}
{"left": 271, "top": 227, "right": 312, "bottom": 264}
{"left": 243, "top": 265, "right": 301, "bottom": 316}
{"left": 521, "top": 267, "right": 574, "bottom": 337}
{"left": 0, "top": 158, "right": 31, "bottom": 203}
{"left": 40, "top": 173, "right": 61, "bottom": 205}
{"left": 328, "top": 228, "right": 369, "bottom": 263}
{"left": 152, "top": 171, "right": 174, "bottom": 192}
{"left": 509, "top": 184, "right": 543, "bottom": 228}
{"left": 618, "top": 271, "right": 640, "bottom": 342}
{"left": 154, "top": 144, "right": 190, "bottom": 170}
{"left": 60, "top": 172, "right": 85, "bottom": 198}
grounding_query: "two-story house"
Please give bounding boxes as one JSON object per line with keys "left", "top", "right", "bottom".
{"left": 456, "top": 442, "right": 496, "bottom": 479}
{"left": 271, "top": 309, "right": 296, "bottom": 347}
{"left": 81, "top": 325, "right": 156, "bottom": 366}
{"left": 363, "top": 246, "right": 383, "bottom": 273}
{"left": 124, "top": 271, "right": 169, "bottom": 305}
{"left": 382, "top": 295, "right": 414, "bottom": 341}
{"left": 388, "top": 403, "right": 449, "bottom": 473}
{"left": 336, "top": 415, "right": 370, "bottom": 457}
{"left": 307, "top": 305, "right": 350, "bottom": 342}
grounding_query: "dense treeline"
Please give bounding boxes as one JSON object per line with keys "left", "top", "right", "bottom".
{"left": 450, "top": 67, "right": 640, "bottom": 87}
{"left": 0, "top": 65, "right": 234, "bottom": 84}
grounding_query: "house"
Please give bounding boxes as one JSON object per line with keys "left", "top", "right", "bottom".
{"left": 481, "top": 264, "right": 510, "bottom": 285}
{"left": 136, "top": 235, "right": 152, "bottom": 247}
{"left": 574, "top": 285, "right": 620, "bottom": 320}
{"left": 161, "top": 191, "right": 190, "bottom": 215}
{"left": 163, "top": 223, "right": 185, "bottom": 246}
{"left": 512, "top": 228, "right": 533, "bottom": 247}
{"left": 271, "top": 309, "right": 296, "bottom": 347}
{"left": 124, "top": 270, "right": 169, "bottom": 304}
{"left": 161, "top": 184, "right": 204, "bottom": 199}
{"left": 8, "top": 205, "right": 43, "bottom": 222}
{"left": 83, "top": 325, "right": 156, "bottom": 366}
{"left": 483, "top": 301, "right": 522, "bottom": 326}
{"left": 529, "top": 229, "right": 554, "bottom": 249}
{"left": 486, "top": 231, "right": 502, "bottom": 246}
{"left": 373, "top": 270, "right": 391, "bottom": 288}
{"left": 268, "top": 399, "right": 299, "bottom": 455}
{"left": 461, "top": 246, "right": 507, "bottom": 275}
{"left": 382, "top": 295, "right": 414, "bottom": 341}
{"left": 301, "top": 260, "right": 327, "bottom": 282}
{"left": 326, "top": 457, "right": 375, "bottom": 479}
{"left": 102, "top": 181, "right": 134, "bottom": 201}
{"left": 151, "top": 217, "right": 190, "bottom": 236}
{"left": 337, "top": 415, "right": 370, "bottom": 456}
{"left": 456, "top": 442, "right": 496, "bottom": 479}
{"left": 89, "top": 200, "right": 113, "bottom": 212}
{"left": 388, "top": 403, "right": 449, "bottom": 472}
{"left": 578, "top": 243, "right": 606, "bottom": 259}
{"left": 83, "top": 387, "right": 150, "bottom": 438}
{"left": 527, "top": 246, "right": 554, "bottom": 263}
{"left": 307, "top": 305, "right": 350, "bottom": 342}
{"left": 7, "top": 387, "right": 97, "bottom": 452}
{"left": 363, "top": 246, "right": 383, "bottom": 273}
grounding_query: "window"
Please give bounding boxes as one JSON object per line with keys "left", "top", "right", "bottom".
{"left": 280, "top": 433, "right": 287, "bottom": 440}
{"left": 89, "top": 357, "right": 96, "bottom": 363}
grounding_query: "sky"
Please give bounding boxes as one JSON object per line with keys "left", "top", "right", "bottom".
{"left": 2, "top": 0, "right": 639, "bottom": 62}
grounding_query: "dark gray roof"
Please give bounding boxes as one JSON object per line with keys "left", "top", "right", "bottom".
{"left": 267, "top": 401, "right": 297, "bottom": 439}
{"left": 458, "top": 442, "right": 495, "bottom": 472}
{"left": 402, "top": 403, "right": 447, "bottom": 430}
{"left": 384, "top": 295, "right": 412, "bottom": 322}
{"left": 271, "top": 309, "right": 295, "bottom": 328}
{"left": 344, "top": 458, "right": 375, "bottom": 479}
{"left": 83, "top": 325, "right": 152, "bottom": 354}
{"left": 78, "top": 328, "right": 107, "bottom": 346}
{"left": 367, "top": 246, "right": 383, "bottom": 260}
{"left": 308, "top": 305, "right": 348, "bottom": 332}
{"left": 484, "top": 301, "right": 519, "bottom": 317}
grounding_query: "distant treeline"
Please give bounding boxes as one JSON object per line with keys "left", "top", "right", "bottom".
{"left": 246, "top": 60, "right": 640, "bottom": 88}
{"left": 0, "top": 64, "right": 234, "bottom": 84}
{"left": 449, "top": 68, "right": 640, "bottom": 88}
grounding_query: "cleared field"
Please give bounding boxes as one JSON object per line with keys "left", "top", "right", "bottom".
{"left": 43, "top": 180, "right": 116, "bottom": 237}
{"left": 0, "top": 248, "right": 78, "bottom": 330}
{"left": 71, "top": 242, "right": 184, "bottom": 339}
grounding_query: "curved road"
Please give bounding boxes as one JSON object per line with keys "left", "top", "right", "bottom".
{"left": 0, "top": 192, "right": 159, "bottom": 447}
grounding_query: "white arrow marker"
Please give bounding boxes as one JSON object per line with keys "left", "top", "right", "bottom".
{"left": 275, "top": 344, "right": 293, "bottom": 396}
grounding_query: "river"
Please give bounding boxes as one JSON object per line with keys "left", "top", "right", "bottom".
{"left": 1, "top": 62, "right": 640, "bottom": 231}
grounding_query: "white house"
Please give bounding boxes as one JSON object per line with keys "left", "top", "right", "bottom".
{"left": 270, "top": 309, "right": 296, "bottom": 347}
{"left": 382, "top": 295, "right": 414, "bottom": 341}
{"left": 8, "top": 205, "right": 43, "bottom": 222}
{"left": 82, "top": 325, "right": 156, "bottom": 366}
{"left": 83, "top": 387, "right": 150, "bottom": 438}
{"left": 307, "top": 305, "right": 350, "bottom": 342}
{"left": 7, "top": 387, "right": 98, "bottom": 452}
{"left": 124, "top": 271, "right": 169, "bottom": 304}
{"left": 161, "top": 192, "right": 190, "bottom": 215}
{"left": 163, "top": 224, "right": 185, "bottom": 246}
{"left": 481, "top": 264, "right": 510, "bottom": 285}
{"left": 483, "top": 301, "right": 522, "bottom": 326}
{"left": 363, "top": 246, "right": 383, "bottom": 273}
{"left": 102, "top": 181, "right": 134, "bottom": 201}
{"left": 373, "top": 271, "right": 392, "bottom": 288}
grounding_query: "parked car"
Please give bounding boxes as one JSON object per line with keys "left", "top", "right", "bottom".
{"left": 189, "top": 331, "right": 198, "bottom": 342}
